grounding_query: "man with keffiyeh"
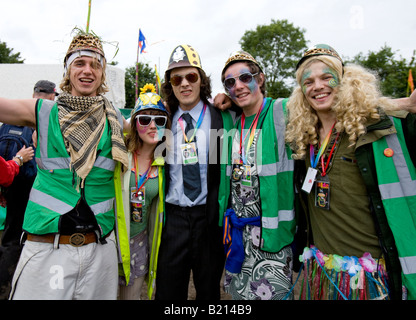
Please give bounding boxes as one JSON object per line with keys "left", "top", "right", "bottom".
{"left": 0, "top": 29, "right": 129, "bottom": 300}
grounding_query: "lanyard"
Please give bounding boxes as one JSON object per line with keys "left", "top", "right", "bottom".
{"left": 320, "top": 130, "right": 340, "bottom": 176}
{"left": 309, "top": 122, "right": 336, "bottom": 170}
{"left": 239, "top": 98, "right": 265, "bottom": 164}
{"left": 178, "top": 104, "right": 207, "bottom": 143}
{"left": 133, "top": 152, "right": 152, "bottom": 196}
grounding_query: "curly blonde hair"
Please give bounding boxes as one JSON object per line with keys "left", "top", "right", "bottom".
{"left": 285, "top": 55, "right": 395, "bottom": 160}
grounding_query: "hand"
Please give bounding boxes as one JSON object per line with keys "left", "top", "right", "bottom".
{"left": 408, "top": 89, "right": 416, "bottom": 113}
{"left": 16, "top": 146, "right": 34, "bottom": 164}
{"left": 214, "top": 93, "right": 232, "bottom": 111}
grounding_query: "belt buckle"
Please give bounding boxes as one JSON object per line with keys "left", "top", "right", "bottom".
{"left": 69, "top": 233, "right": 85, "bottom": 247}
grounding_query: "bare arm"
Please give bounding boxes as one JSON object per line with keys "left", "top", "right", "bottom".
{"left": 0, "top": 98, "right": 37, "bottom": 128}
{"left": 391, "top": 89, "right": 416, "bottom": 114}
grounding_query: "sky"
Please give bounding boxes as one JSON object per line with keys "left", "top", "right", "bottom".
{"left": 1, "top": 0, "right": 415, "bottom": 101}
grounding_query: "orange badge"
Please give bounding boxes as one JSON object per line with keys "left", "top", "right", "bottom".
{"left": 384, "top": 148, "right": 394, "bottom": 157}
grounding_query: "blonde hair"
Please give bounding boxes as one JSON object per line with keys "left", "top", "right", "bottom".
{"left": 285, "top": 56, "right": 395, "bottom": 160}
{"left": 59, "top": 57, "right": 109, "bottom": 95}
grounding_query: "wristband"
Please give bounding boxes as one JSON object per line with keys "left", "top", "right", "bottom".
{"left": 14, "top": 155, "right": 24, "bottom": 166}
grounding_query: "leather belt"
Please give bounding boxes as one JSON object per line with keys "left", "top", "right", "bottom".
{"left": 27, "top": 232, "right": 97, "bottom": 247}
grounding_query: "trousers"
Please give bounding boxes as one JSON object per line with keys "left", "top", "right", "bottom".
{"left": 9, "top": 232, "right": 118, "bottom": 300}
{"left": 155, "top": 203, "right": 224, "bottom": 300}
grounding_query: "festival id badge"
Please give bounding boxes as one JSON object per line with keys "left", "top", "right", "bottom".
{"left": 302, "top": 167, "right": 318, "bottom": 194}
{"left": 314, "top": 175, "right": 330, "bottom": 210}
{"left": 131, "top": 187, "right": 145, "bottom": 205}
{"left": 131, "top": 187, "right": 145, "bottom": 222}
{"left": 232, "top": 160, "right": 244, "bottom": 182}
{"left": 240, "top": 164, "right": 256, "bottom": 205}
{"left": 181, "top": 142, "right": 198, "bottom": 165}
{"left": 241, "top": 165, "right": 252, "bottom": 187}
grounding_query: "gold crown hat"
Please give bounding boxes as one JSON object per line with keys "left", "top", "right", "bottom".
{"left": 296, "top": 44, "right": 343, "bottom": 70}
{"left": 166, "top": 45, "right": 202, "bottom": 72}
{"left": 221, "top": 50, "right": 263, "bottom": 76}
{"left": 64, "top": 31, "right": 106, "bottom": 73}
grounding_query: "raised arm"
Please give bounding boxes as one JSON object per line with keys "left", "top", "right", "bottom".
{"left": 392, "top": 89, "right": 416, "bottom": 114}
{"left": 0, "top": 98, "right": 37, "bottom": 128}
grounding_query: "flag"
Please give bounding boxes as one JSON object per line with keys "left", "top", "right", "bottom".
{"left": 408, "top": 69, "right": 414, "bottom": 96}
{"left": 138, "top": 29, "right": 147, "bottom": 54}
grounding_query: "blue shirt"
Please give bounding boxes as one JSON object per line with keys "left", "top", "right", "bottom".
{"left": 166, "top": 100, "right": 211, "bottom": 206}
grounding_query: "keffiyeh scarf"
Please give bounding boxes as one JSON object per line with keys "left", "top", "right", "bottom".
{"left": 57, "top": 93, "right": 128, "bottom": 185}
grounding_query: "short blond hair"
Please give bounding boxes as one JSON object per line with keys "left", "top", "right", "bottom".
{"left": 59, "top": 57, "right": 109, "bottom": 95}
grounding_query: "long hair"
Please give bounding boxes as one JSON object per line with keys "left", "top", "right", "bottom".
{"left": 125, "top": 109, "right": 172, "bottom": 154}
{"left": 285, "top": 55, "right": 394, "bottom": 160}
{"left": 59, "top": 58, "right": 109, "bottom": 95}
{"left": 161, "top": 68, "right": 212, "bottom": 115}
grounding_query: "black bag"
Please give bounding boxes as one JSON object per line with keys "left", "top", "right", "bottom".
{"left": 0, "top": 124, "right": 37, "bottom": 179}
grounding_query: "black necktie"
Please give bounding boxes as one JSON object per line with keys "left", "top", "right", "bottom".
{"left": 181, "top": 113, "right": 201, "bottom": 202}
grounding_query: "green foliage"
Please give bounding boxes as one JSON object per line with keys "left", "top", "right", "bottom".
{"left": 124, "top": 62, "right": 156, "bottom": 108}
{"left": 0, "top": 41, "right": 24, "bottom": 63}
{"left": 239, "top": 19, "right": 308, "bottom": 98}
{"left": 346, "top": 45, "right": 416, "bottom": 98}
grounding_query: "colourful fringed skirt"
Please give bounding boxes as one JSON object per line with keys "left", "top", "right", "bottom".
{"left": 299, "top": 246, "right": 390, "bottom": 300}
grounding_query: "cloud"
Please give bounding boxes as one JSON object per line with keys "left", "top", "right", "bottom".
{"left": 1, "top": 0, "right": 415, "bottom": 96}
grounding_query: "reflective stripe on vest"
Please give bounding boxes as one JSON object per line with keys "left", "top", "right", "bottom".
{"left": 262, "top": 210, "right": 295, "bottom": 229}
{"left": 36, "top": 100, "right": 116, "bottom": 171}
{"left": 373, "top": 115, "right": 416, "bottom": 299}
{"left": 226, "top": 99, "right": 294, "bottom": 178}
{"left": 29, "top": 183, "right": 114, "bottom": 216}
{"left": 378, "top": 131, "right": 416, "bottom": 199}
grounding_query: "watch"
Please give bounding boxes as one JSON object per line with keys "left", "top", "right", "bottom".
{"left": 15, "top": 155, "right": 24, "bottom": 166}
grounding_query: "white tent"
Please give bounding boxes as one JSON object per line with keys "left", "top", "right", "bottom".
{"left": 0, "top": 64, "right": 126, "bottom": 108}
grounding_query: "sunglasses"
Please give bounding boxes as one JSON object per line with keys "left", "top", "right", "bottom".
{"left": 170, "top": 72, "right": 199, "bottom": 86}
{"left": 135, "top": 115, "right": 167, "bottom": 128}
{"left": 223, "top": 72, "right": 258, "bottom": 90}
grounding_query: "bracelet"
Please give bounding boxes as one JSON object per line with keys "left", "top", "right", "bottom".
{"left": 14, "top": 155, "right": 23, "bottom": 167}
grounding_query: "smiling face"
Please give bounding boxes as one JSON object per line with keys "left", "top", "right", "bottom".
{"left": 170, "top": 67, "right": 201, "bottom": 110}
{"left": 223, "top": 62, "right": 264, "bottom": 116}
{"left": 134, "top": 110, "right": 167, "bottom": 147}
{"left": 69, "top": 56, "right": 103, "bottom": 97}
{"left": 301, "top": 61, "right": 340, "bottom": 114}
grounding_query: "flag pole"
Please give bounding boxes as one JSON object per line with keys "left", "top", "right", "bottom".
{"left": 136, "top": 31, "right": 140, "bottom": 101}
{"left": 86, "top": 0, "right": 92, "bottom": 33}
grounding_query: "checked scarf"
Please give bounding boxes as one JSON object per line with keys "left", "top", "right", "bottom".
{"left": 57, "top": 93, "right": 128, "bottom": 185}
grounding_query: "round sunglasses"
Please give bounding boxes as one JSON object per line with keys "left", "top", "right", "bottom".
{"left": 170, "top": 72, "right": 199, "bottom": 86}
{"left": 223, "top": 72, "right": 258, "bottom": 90}
{"left": 135, "top": 115, "right": 167, "bottom": 128}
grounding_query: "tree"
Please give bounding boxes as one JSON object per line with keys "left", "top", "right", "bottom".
{"left": 0, "top": 41, "right": 24, "bottom": 63}
{"left": 239, "top": 19, "right": 308, "bottom": 98}
{"left": 124, "top": 62, "right": 156, "bottom": 108}
{"left": 347, "top": 45, "right": 416, "bottom": 98}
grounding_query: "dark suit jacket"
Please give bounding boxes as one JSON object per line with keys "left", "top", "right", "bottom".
{"left": 165, "top": 102, "right": 224, "bottom": 228}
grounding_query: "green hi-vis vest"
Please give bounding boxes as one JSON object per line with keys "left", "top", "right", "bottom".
{"left": 23, "top": 99, "right": 119, "bottom": 238}
{"left": 373, "top": 116, "right": 416, "bottom": 300}
{"left": 219, "top": 98, "right": 296, "bottom": 253}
